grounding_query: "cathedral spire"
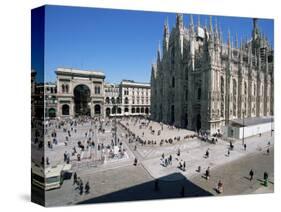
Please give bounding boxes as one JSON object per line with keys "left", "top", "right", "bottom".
{"left": 252, "top": 18, "right": 259, "bottom": 41}
{"left": 190, "top": 14, "right": 194, "bottom": 26}
{"left": 215, "top": 18, "right": 218, "bottom": 34}
{"left": 220, "top": 27, "right": 223, "bottom": 45}
{"left": 227, "top": 29, "right": 232, "bottom": 59}
{"left": 248, "top": 42, "right": 252, "bottom": 67}
{"left": 190, "top": 14, "right": 195, "bottom": 34}
{"left": 157, "top": 41, "right": 161, "bottom": 63}
{"left": 209, "top": 16, "right": 213, "bottom": 33}
{"left": 227, "top": 29, "right": 231, "bottom": 47}
{"left": 163, "top": 17, "right": 169, "bottom": 39}
{"left": 240, "top": 40, "right": 243, "bottom": 63}
{"left": 258, "top": 48, "right": 261, "bottom": 70}
{"left": 163, "top": 17, "right": 169, "bottom": 52}
{"left": 235, "top": 33, "right": 238, "bottom": 48}
{"left": 164, "top": 17, "right": 169, "bottom": 35}
{"left": 214, "top": 18, "right": 220, "bottom": 44}
{"left": 176, "top": 13, "right": 184, "bottom": 29}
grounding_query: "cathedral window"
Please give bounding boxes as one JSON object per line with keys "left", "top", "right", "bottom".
{"left": 172, "top": 77, "right": 175, "bottom": 88}
{"left": 197, "top": 87, "right": 201, "bottom": 100}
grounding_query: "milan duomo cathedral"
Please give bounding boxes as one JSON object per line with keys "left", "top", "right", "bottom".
{"left": 150, "top": 14, "right": 274, "bottom": 134}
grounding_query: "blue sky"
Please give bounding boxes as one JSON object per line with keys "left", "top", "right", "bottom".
{"left": 33, "top": 5, "right": 274, "bottom": 83}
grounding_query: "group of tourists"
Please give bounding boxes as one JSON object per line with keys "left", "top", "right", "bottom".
{"left": 120, "top": 117, "right": 197, "bottom": 149}
{"left": 73, "top": 172, "right": 90, "bottom": 195}
{"left": 248, "top": 169, "right": 270, "bottom": 187}
{"left": 160, "top": 153, "right": 173, "bottom": 167}
{"left": 43, "top": 116, "right": 131, "bottom": 167}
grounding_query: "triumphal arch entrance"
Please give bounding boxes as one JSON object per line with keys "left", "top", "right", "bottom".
{"left": 56, "top": 68, "right": 105, "bottom": 118}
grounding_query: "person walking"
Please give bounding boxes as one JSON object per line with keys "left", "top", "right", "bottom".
{"left": 244, "top": 143, "right": 247, "bottom": 151}
{"left": 77, "top": 178, "right": 83, "bottom": 194}
{"left": 217, "top": 180, "right": 223, "bottom": 193}
{"left": 64, "top": 151, "right": 68, "bottom": 162}
{"left": 230, "top": 141, "right": 234, "bottom": 150}
{"left": 85, "top": 181, "right": 90, "bottom": 194}
{"left": 73, "top": 172, "right": 78, "bottom": 185}
{"left": 177, "top": 148, "right": 180, "bottom": 156}
{"left": 249, "top": 169, "right": 254, "bottom": 181}
{"left": 205, "top": 167, "right": 210, "bottom": 180}
{"left": 134, "top": 158, "right": 138, "bottom": 166}
{"left": 264, "top": 172, "right": 269, "bottom": 187}
{"left": 266, "top": 147, "right": 270, "bottom": 155}
{"left": 164, "top": 158, "right": 168, "bottom": 167}
{"left": 169, "top": 155, "right": 172, "bottom": 165}
{"left": 205, "top": 149, "right": 209, "bottom": 158}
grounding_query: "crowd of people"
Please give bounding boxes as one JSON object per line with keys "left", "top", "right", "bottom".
{"left": 32, "top": 115, "right": 273, "bottom": 197}
{"left": 120, "top": 117, "right": 197, "bottom": 147}
{"left": 73, "top": 172, "right": 90, "bottom": 195}
{"left": 32, "top": 116, "right": 132, "bottom": 168}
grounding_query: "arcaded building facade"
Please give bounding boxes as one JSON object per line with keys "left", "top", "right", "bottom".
{"left": 39, "top": 68, "right": 151, "bottom": 119}
{"left": 104, "top": 80, "right": 151, "bottom": 117}
{"left": 150, "top": 15, "right": 274, "bottom": 134}
{"left": 120, "top": 80, "right": 150, "bottom": 116}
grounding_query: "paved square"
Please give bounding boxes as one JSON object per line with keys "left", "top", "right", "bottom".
{"left": 32, "top": 117, "right": 274, "bottom": 206}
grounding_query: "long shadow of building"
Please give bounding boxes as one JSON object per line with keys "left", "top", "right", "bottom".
{"left": 79, "top": 172, "right": 213, "bottom": 205}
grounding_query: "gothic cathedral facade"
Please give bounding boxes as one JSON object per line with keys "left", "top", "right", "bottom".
{"left": 150, "top": 14, "right": 274, "bottom": 134}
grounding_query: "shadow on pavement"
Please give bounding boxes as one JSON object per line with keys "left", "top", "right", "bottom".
{"left": 243, "top": 176, "right": 251, "bottom": 181}
{"left": 78, "top": 172, "right": 213, "bottom": 205}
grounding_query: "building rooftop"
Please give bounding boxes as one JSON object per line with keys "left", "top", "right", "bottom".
{"left": 230, "top": 116, "right": 274, "bottom": 127}
{"left": 56, "top": 67, "right": 105, "bottom": 77}
{"left": 120, "top": 80, "right": 150, "bottom": 87}
{"left": 104, "top": 82, "right": 120, "bottom": 87}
